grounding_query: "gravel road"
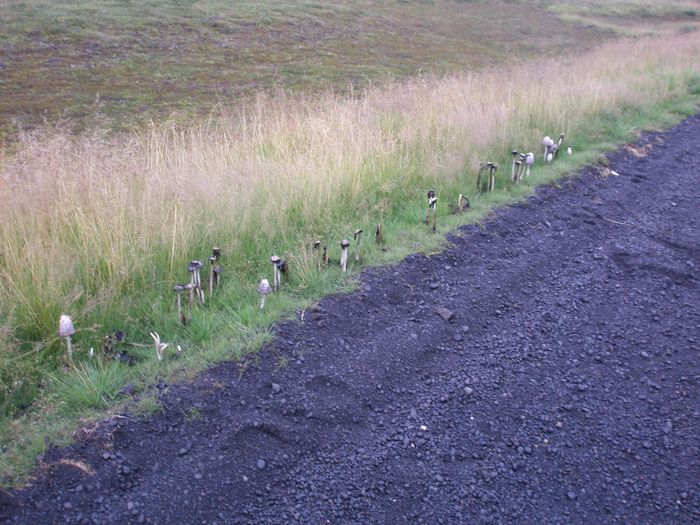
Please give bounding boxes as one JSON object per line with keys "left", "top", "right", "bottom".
{"left": 2, "top": 114, "right": 699, "bottom": 524}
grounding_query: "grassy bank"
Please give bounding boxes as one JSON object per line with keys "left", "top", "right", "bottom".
{"left": 1, "top": 32, "right": 700, "bottom": 485}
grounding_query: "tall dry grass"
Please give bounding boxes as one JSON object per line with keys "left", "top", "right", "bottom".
{"left": 0, "top": 33, "right": 699, "bottom": 395}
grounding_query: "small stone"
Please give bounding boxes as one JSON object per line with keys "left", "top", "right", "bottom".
{"left": 178, "top": 448, "right": 188, "bottom": 456}
{"left": 464, "top": 387, "right": 473, "bottom": 396}
{"left": 453, "top": 333, "right": 463, "bottom": 342}
{"left": 567, "top": 490, "right": 577, "bottom": 500}
{"left": 256, "top": 459, "right": 266, "bottom": 470}
{"left": 101, "top": 452, "right": 111, "bottom": 460}
{"left": 436, "top": 307, "right": 455, "bottom": 322}
{"left": 119, "top": 383, "right": 137, "bottom": 396}
{"left": 127, "top": 502, "right": 135, "bottom": 511}
{"left": 642, "top": 440, "right": 652, "bottom": 449}
{"left": 271, "top": 383, "right": 282, "bottom": 394}
{"left": 555, "top": 422, "right": 563, "bottom": 429}
{"left": 194, "top": 473, "right": 203, "bottom": 480}
{"left": 429, "top": 282, "right": 440, "bottom": 290}
{"left": 63, "top": 502, "right": 72, "bottom": 509}
{"left": 461, "top": 325, "right": 470, "bottom": 333}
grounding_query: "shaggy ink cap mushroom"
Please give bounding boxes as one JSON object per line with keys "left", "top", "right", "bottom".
{"left": 58, "top": 315, "right": 75, "bottom": 337}
{"left": 257, "top": 279, "right": 272, "bottom": 295}
{"left": 340, "top": 239, "right": 350, "bottom": 249}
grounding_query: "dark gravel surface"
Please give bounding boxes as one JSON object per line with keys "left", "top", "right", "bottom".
{"left": 2, "top": 114, "right": 700, "bottom": 524}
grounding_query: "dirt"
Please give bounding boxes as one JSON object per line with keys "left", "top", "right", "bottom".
{"left": 2, "top": 113, "right": 699, "bottom": 523}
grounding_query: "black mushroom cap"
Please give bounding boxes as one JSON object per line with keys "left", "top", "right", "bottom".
{"left": 173, "top": 284, "right": 185, "bottom": 292}
{"left": 340, "top": 239, "right": 350, "bottom": 249}
{"left": 212, "top": 247, "right": 221, "bottom": 258}
{"left": 188, "top": 260, "right": 203, "bottom": 272}
{"left": 270, "top": 255, "right": 281, "bottom": 264}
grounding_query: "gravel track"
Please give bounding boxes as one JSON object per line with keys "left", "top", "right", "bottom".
{"left": 2, "top": 114, "right": 699, "bottom": 524}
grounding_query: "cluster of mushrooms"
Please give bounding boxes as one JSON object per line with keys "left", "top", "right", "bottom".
{"left": 58, "top": 132, "right": 572, "bottom": 362}
{"left": 478, "top": 132, "right": 570, "bottom": 192}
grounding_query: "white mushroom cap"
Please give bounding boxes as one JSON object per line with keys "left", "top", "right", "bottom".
{"left": 58, "top": 315, "right": 75, "bottom": 337}
{"left": 546, "top": 152, "right": 554, "bottom": 163}
{"left": 567, "top": 147, "right": 573, "bottom": 155}
{"left": 525, "top": 153, "right": 535, "bottom": 166}
{"left": 542, "top": 136, "right": 555, "bottom": 147}
{"left": 257, "top": 279, "right": 272, "bottom": 295}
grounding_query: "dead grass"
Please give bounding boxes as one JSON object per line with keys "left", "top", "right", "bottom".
{"left": 0, "top": 0, "right": 640, "bottom": 138}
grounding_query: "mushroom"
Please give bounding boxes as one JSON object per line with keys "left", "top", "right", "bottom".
{"left": 150, "top": 332, "right": 169, "bottom": 361}
{"left": 426, "top": 190, "right": 438, "bottom": 233}
{"left": 487, "top": 162, "right": 497, "bottom": 192}
{"left": 458, "top": 193, "right": 470, "bottom": 212}
{"left": 270, "top": 255, "right": 281, "bottom": 291}
{"left": 542, "top": 136, "right": 555, "bottom": 162}
{"left": 353, "top": 229, "right": 363, "bottom": 262}
{"left": 567, "top": 146, "right": 573, "bottom": 156}
{"left": 555, "top": 133, "right": 565, "bottom": 160}
{"left": 58, "top": 314, "right": 76, "bottom": 360}
{"left": 184, "top": 282, "right": 196, "bottom": 310}
{"left": 213, "top": 264, "right": 223, "bottom": 288}
{"left": 340, "top": 239, "right": 350, "bottom": 272}
{"left": 257, "top": 278, "right": 271, "bottom": 309}
{"left": 511, "top": 150, "right": 520, "bottom": 183}
{"left": 517, "top": 153, "right": 528, "bottom": 181}
{"left": 477, "top": 162, "right": 488, "bottom": 192}
{"left": 376, "top": 223, "right": 383, "bottom": 244}
{"left": 209, "top": 247, "right": 222, "bottom": 294}
{"left": 313, "top": 240, "right": 322, "bottom": 269}
{"left": 173, "top": 284, "right": 187, "bottom": 325}
{"left": 525, "top": 152, "right": 535, "bottom": 178}
{"left": 188, "top": 260, "right": 205, "bottom": 304}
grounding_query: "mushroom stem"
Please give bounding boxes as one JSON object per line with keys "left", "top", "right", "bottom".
{"left": 313, "top": 241, "right": 321, "bottom": 270}
{"left": 458, "top": 194, "right": 469, "bottom": 212}
{"left": 556, "top": 133, "right": 565, "bottom": 160}
{"left": 487, "top": 163, "right": 497, "bottom": 192}
{"left": 64, "top": 336, "right": 72, "bottom": 360}
{"left": 197, "top": 269, "right": 205, "bottom": 304}
{"left": 322, "top": 244, "right": 329, "bottom": 266}
{"left": 209, "top": 259, "right": 215, "bottom": 298}
{"left": 477, "top": 163, "right": 486, "bottom": 192}
{"left": 260, "top": 295, "right": 266, "bottom": 309}
{"left": 511, "top": 151, "right": 519, "bottom": 183}
{"left": 340, "top": 240, "right": 350, "bottom": 272}
{"left": 353, "top": 230, "right": 363, "bottom": 262}
{"left": 270, "top": 256, "right": 281, "bottom": 291}
{"left": 376, "top": 223, "right": 383, "bottom": 244}
{"left": 188, "top": 283, "right": 195, "bottom": 309}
